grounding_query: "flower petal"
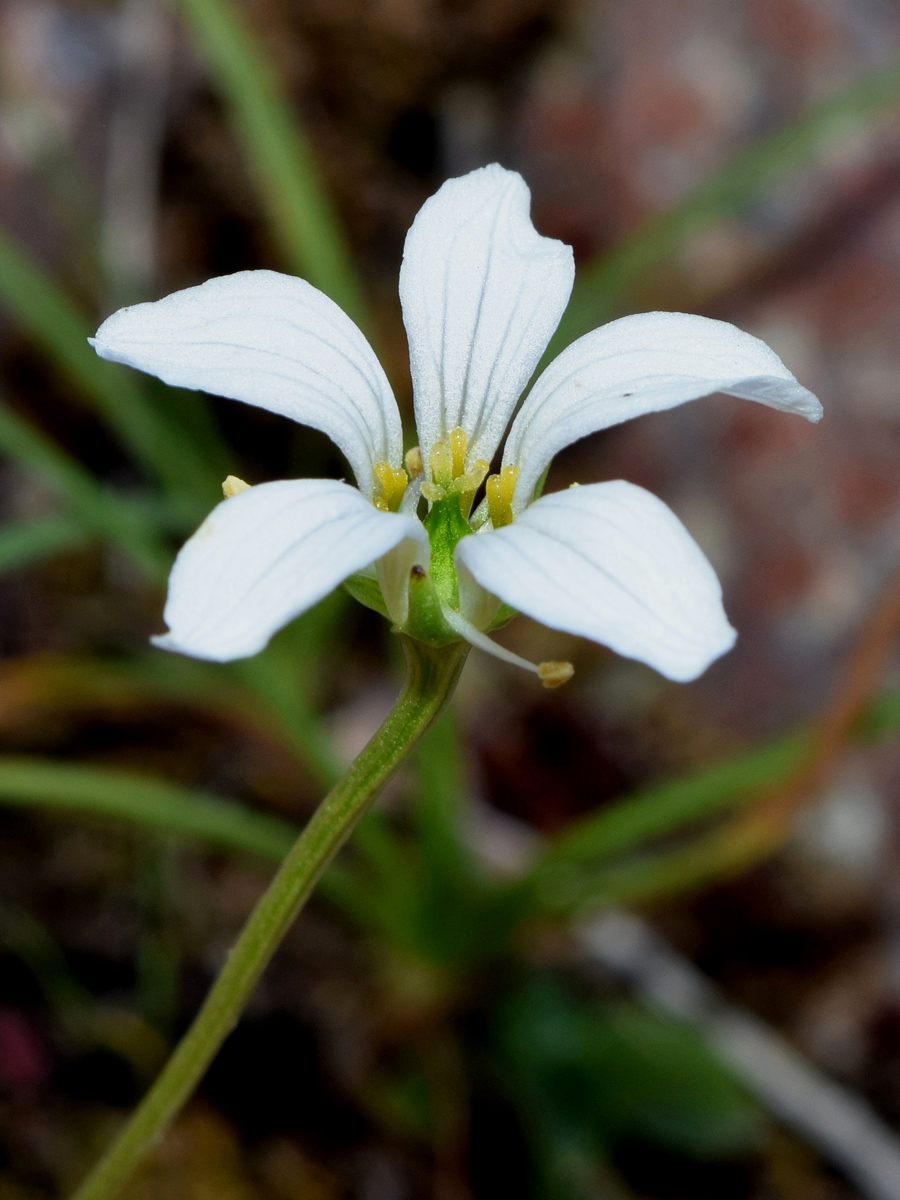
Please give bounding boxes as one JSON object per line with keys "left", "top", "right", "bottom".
{"left": 504, "top": 311, "right": 823, "bottom": 510}
{"left": 455, "top": 480, "right": 735, "bottom": 682}
{"left": 91, "top": 270, "right": 402, "bottom": 499}
{"left": 400, "top": 164, "right": 574, "bottom": 469}
{"left": 155, "top": 479, "right": 428, "bottom": 662}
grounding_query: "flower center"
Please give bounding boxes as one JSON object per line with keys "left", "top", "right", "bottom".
{"left": 372, "top": 462, "right": 409, "bottom": 512}
{"left": 418, "top": 427, "right": 488, "bottom": 519}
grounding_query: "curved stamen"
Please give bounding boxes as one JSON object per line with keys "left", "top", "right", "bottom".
{"left": 373, "top": 462, "right": 409, "bottom": 511}
{"left": 485, "top": 464, "right": 518, "bottom": 528}
{"left": 440, "top": 604, "right": 572, "bottom": 688}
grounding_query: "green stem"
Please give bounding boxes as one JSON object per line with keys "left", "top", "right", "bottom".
{"left": 70, "top": 637, "right": 468, "bottom": 1200}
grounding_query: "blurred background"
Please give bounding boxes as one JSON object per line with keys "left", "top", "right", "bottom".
{"left": 4, "top": 1, "right": 900, "bottom": 1197}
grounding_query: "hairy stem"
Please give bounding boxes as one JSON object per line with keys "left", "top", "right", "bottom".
{"left": 71, "top": 636, "right": 468, "bottom": 1200}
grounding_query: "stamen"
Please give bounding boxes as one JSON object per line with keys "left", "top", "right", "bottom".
{"left": 449, "top": 426, "right": 468, "bottom": 478}
{"left": 457, "top": 459, "right": 490, "bottom": 518}
{"left": 537, "top": 661, "right": 575, "bottom": 688}
{"left": 423, "top": 431, "right": 491, "bottom": 514}
{"left": 459, "top": 460, "right": 489, "bottom": 493}
{"left": 373, "top": 461, "right": 409, "bottom": 512}
{"left": 400, "top": 475, "right": 423, "bottom": 516}
{"left": 222, "top": 475, "right": 251, "bottom": 497}
{"left": 405, "top": 446, "right": 424, "bottom": 479}
{"left": 441, "top": 605, "right": 573, "bottom": 687}
{"left": 429, "top": 440, "right": 453, "bottom": 487}
{"left": 485, "top": 465, "right": 519, "bottom": 528}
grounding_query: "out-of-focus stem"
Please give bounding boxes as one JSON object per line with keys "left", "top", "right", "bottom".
{"left": 70, "top": 636, "right": 468, "bottom": 1200}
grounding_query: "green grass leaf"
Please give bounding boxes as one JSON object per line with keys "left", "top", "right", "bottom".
{"left": 174, "top": 0, "right": 369, "bottom": 331}
{"left": 494, "top": 975, "right": 762, "bottom": 1175}
{"left": 0, "top": 757, "right": 297, "bottom": 862}
{"left": 0, "top": 396, "right": 170, "bottom": 580}
{"left": 0, "top": 227, "right": 221, "bottom": 507}
{"left": 0, "top": 514, "right": 89, "bottom": 575}
{"left": 525, "top": 684, "right": 900, "bottom": 916}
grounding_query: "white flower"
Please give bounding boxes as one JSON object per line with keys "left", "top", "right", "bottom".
{"left": 91, "top": 165, "right": 821, "bottom": 684}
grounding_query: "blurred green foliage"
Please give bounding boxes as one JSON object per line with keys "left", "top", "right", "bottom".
{"left": 496, "top": 975, "right": 762, "bottom": 1199}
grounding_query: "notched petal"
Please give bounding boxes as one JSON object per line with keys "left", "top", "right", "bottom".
{"left": 400, "top": 164, "right": 574, "bottom": 469}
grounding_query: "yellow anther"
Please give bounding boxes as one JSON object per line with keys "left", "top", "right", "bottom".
{"left": 449, "top": 427, "right": 468, "bottom": 478}
{"left": 429, "top": 440, "right": 453, "bottom": 487}
{"left": 485, "top": 465, "right": 519, "bottom": 528}
{"left": 485, "top": 475, "right": 503, "bottom": 517}
{"left": 537, "top": 661, "right": 575, "bottom": 689}
{"left": 405, "top": 446, "right": 424, "bottom": 479}
{"left": 432, "top": 441, "right": 458, "bottom": 487}
{"left": 373, "top": 461, "right": 408, "bottom": 512}
{"left": 457, "top": 459, "right": 490, "bottom": 517}
{"left": 424, "top": 431, "right": 489, "bottom": 513}
{"left": 459, "top": 459, "right": 489, "bottom": 493}
{"left": 222, "top": 475, "right": 251, "bottom": 498}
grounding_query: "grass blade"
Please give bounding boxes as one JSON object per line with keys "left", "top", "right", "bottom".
{"left": 0, "top": 757, "right": 297, "bottom": 862}
{"left": 174, "top": 0, "right": 369, "bottom": 330}
{"left": 527, "top": 685, "right": 900, "bottom": 914}
{"left": 0, "top": 514, "right": 89, "bottom": 575}
{"left": 0, "top": 227, "right": 220, "bottom": 504}
{"left": 544, "top": 736, "right": 805, "bottom": 870}
{"left": 0, "top": 397, "right": 171, "bottom": 580}
{"left": 549, "top": 59, "right": 900, "bottom": 354}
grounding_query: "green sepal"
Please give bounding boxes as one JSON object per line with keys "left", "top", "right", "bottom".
{"left": 489, "top": 602, "right": 518, "bottom": 630}
{"left": 404, "top": 566, "right": 459, "bottom": 647}
{"left": 343, "top": 572, "right": 390, "bottom": 619}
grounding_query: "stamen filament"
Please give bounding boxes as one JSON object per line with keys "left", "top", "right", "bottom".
{"left": 440, "top": 605, "right": 573, "bottom": 687}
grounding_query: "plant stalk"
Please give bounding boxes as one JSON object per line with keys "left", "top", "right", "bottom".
{"left": 70, "top": 636, "right": 468, "bottom": 1200}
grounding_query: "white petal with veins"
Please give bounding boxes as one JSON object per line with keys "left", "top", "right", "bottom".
{"left": 155, "top": 479, "right": 428, "bottom": 662}
{"left": 504, "top": 311, "right": 823, "bottom": 511}
{"left": 91, "top": 270, "right": 402, "bottom": 499}
{"left": 455, "top": 480, "right": 736, "bottom": 682}
{"left": 400, "top": 164, "right": 573, "bottom": 470}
